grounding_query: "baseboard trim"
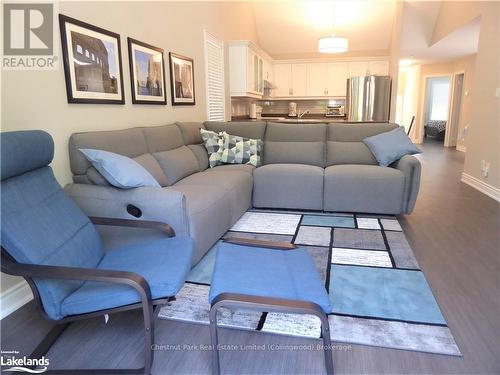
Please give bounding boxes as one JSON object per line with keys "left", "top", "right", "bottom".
{"left": 461, "top": 173, "right": 500, "bottom": 202}
{"left": 1, "top": 281, "right": 33, "bottom": 319}
{"left": 456, "top": 145, "right": 466, "bottom": 152}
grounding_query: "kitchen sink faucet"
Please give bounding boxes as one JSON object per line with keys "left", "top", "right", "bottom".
{"left": 298, "top": 110, "right": 310, "bottom": 118}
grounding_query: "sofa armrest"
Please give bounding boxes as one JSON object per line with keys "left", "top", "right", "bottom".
{"left": 391, "top": 155, "right": 421, "bottom": 214}
{"left": 64, "top": 184, "right": 189, "bottom": 239}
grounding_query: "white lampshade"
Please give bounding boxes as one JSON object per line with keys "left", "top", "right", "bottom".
{"left": 318, "top": 36, "right": 348, "bottom": 53}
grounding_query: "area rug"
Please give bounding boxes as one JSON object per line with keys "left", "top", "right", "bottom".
{"left": 159, "top": 210, "right": 461, "bottom": 356}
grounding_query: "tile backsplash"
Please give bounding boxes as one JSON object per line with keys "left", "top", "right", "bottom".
{"left": 231, "top": 98, "right": 346, "bottom": 117}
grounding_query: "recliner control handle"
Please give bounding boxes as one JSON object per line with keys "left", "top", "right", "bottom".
{"left": 127, "top": 204, "right": 142, "bottom": 218}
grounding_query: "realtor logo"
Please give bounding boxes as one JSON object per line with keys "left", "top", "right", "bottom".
{"left": 2, "top": 2, "right": 57, "bottom": 69}
{"left": 4, "top": 3, "right": 53, "bottom": 55}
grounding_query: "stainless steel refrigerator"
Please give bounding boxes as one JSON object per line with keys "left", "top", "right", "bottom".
{"left": 347, "top": 76, "right": 391, "bottom": 122}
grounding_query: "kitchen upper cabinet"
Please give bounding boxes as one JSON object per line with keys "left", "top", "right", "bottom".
{"left": 274, "top": 64, "right": 292, "bottom": 97}
{"left": 348, "top": 60, "right": 389, "bottom": 77}
{"left": 347, "top": 61, "right": 369, "bottom": 77}
{"left": 274, "top": 63, "right": 307, "bottom": 97}
{"left": 291, "top": 64, "right": 307, "bottom": 96}
{"left": 228, "top": 41, "right": 268, "bottom": 98}
{"left": 307, "top": 63, "right": 327, "bottom": 96}
{"left": 306, "top": 63, "right": 347, "bottom": 97}
{"left": 327, "top": 63, "right": 348, "bottom": 96}
{"left": 367, "top": 61, "right": 389, "bottom": 76}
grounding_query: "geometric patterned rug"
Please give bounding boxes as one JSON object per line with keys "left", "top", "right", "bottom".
{"left": 159, "top": 209, "right": 461, "bottom": 356}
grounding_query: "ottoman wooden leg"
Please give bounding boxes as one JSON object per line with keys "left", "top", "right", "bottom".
{"left": 209, "top": 306, "right": 221, "bottom": 375}
{"left": 209, "top": 293, "right": 334, "bottom": 375}
{"left": 319, "top": 312, "right": 334, "bottom": 375}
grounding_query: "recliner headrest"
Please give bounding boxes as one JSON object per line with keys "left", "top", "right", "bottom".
{"left": 1, "top": 130, "right": 54, "bottom": 181}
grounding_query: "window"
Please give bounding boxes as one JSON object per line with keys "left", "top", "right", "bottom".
{"left": 204, "top": 31, "right": 225, "bottom": 121}
{"left": 425, "top": 76, "right": 451, "bottom": 121}
{"left": 76, "top": 44, "right": 83, "bottom": 54}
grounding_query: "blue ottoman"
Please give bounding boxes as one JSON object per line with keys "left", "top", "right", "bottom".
{"left": 209, "top": 242, "right": 334, "bottom": 375}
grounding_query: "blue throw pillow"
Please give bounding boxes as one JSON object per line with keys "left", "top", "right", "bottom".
{"left": 363, "top": 127, "right": 422, "bottom": 167}
{"left": 79, "top": 149, "right": 160, "bottom": 189}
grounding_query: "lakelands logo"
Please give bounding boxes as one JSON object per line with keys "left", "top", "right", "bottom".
{"left": 1, "top": 350, "right": 49, "bottom": 373}
{"left": 2, "top": 2, "right": 58, "bottom": 69}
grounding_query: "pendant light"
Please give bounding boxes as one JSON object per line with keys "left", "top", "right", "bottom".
{"left": 318, "top": 2, "right": 348, "bottom": 53}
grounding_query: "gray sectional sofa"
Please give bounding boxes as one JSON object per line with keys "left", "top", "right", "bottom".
{"left": 65, "top": 121, "right": 421, "bottom": 265}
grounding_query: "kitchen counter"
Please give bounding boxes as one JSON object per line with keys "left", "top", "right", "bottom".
{"left": 230, "top": 115, "right": 388, "bottom": 124}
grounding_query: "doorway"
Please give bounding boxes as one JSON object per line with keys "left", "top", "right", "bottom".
{"left": 446, "top": 73, "right": 465, "bottom": 149}
{"left": 423, "top": 76, "right": 451, "bottom": 145}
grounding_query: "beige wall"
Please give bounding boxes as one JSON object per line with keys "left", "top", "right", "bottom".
{"left": 431, "top": 1, "right": 499, "bottom": 189}
{"left": 396, "top": 64, "right": 421, "bottom": 138}
{"left": 415, "top": 54, "right": 476, "bottom": 149}
{"left": 2, "top": 1, "right": 258, "bottom": 185}
{"left": 1, "top": 1, "right": 258, "bottom": 299}
{"left": 388, "top": 1, "right": 404, "bottom": 122}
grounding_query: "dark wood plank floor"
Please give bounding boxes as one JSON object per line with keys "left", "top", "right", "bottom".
{"left": 2, "top": 142, "right": 499, "bottom": 374}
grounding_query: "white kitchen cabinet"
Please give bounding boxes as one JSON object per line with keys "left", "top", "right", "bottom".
{"left": 274, "top": 63, "right": 292, "bottom": 97}
{"left": 291, "top": 64, "right": 307, "bottom": 96}
{"left": 307, "top": 63, "right": 328, "bottom": 96}
{"left": 368, "top": 60, "right": 389, "bottom": 76}
{"left": 274, "top": 63, "right": 307, "bottom": 97}
{"left": 228, "top": 41, "right": 269, "bottom": 98}
{"left": 326, "top": 62, "right": 348, "bottom": 96}
{"left": 348, "top": 61, "right": 369, "bottom": 77}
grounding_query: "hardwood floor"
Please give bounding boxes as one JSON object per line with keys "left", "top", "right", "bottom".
{"left": 2, "top": 142, "right": 499, "bottom": 374}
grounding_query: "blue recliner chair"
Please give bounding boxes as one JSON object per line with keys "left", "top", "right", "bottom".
{"left": 0, "top": 130, "right": 194, "bottom": 374}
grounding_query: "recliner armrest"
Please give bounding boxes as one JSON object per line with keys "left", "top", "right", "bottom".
{"left": 391, "top": 155, "right": 421, "bottom": 214}
{"left": 89, "top": 217, "right": 176, "bottom": 237}
{"left": 64, "top": 184, "right": 189, "bottom": 237}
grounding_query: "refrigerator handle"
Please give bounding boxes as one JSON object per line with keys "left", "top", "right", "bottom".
{"left": 363, "top": 77, "right": 371, "bottom": 121}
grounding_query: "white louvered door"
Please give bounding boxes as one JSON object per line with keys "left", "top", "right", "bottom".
{"left": 204, "top": 31, "right": 225, "bottom": 121}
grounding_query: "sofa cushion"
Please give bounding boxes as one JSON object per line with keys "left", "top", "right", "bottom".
{"left": 264, "top": 141, "right": 325, "bottom": 167}
{"left": 220, "top": 132, "right": 263, "bottom": 167}
{"left": 206, "top": 164, "right": 255, "bottom": 174}
{"left": 153, "top": 146, "right": 199, "bottom": 185}
{"left": 79, "top": 149, "right": 160, "bottom": 189}
{"left": 204, "top": 121, "right": 267, "bottom": 139}
{"left": 326, "top": 123, "right": 398, "bottom": 166}
{"left": 327, "top": 141, "right": 378, "bottom": 165}
{"left": 133, "top": 153, "right": 169, "bottom": 186}
{"left": 176, "top": 170, "right": 252, "bottom": 226}
{"left": 166, "top": 184, "right": 231, "bottom": 264}
{"left": 263, "top": 123, "right": 326, "bottom": 167}
{"left": 253, "top": 164, "right": 324, "bottom": 210}
{"left": 265, "top": 122, "right": 327, "bottom": 142}
{"left": 324, "top": 165, "right": 404, "bottom": 214}
{"left": 141, "top": 124, "right": 184, "bottom": 153}
{"left": 69, "top": 128, "right": 148, "bottom": 176}
{"left": 176, "top": 122, "right": 205, "bottom": 145}
{"left": 86, "top": 167, "right": 111, "bottom": 186}
{"left": 187, "top": 144, "right": 209, "bottom": 171}
{"left": 363, "top": 126, "right": 422, "bottom": 167}
{"left": 327, "top": 123, "right": 399, "bottom": 142}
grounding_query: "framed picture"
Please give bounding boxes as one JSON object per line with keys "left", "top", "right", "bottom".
{"left": 59, "top": 14, "right": 125, "bottom": 104}
{"left": 127, "top": 38, "right": 166, "bottom": 105}
{"left": 169, "top": 52, "right": 195, "bottom": 105}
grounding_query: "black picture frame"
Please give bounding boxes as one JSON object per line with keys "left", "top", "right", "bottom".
{"left": 169, "top": 52, "right": 196, "bottom": 105}
{"left": 59, "top": 14, "right": 125, "bottom": 104}
{"left": 127, "top": 38, "right": 167, "bottom": 105}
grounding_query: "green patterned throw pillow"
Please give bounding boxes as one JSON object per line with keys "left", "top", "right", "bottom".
{"left": 200, "top": 128, "right": 224, "bottom": 168}
{"left": 220, "top": 131, "right": 263, "bottom": 167}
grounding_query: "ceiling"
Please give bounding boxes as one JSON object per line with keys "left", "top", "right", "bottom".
{"left": 251, "top": 0, "right": 479, "bottom": 63}
{"left": 252, "top": 1, "right": 397, "bottom": 59}
{"left": 399, "top": 1, "right": 479, "bottom": 63}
